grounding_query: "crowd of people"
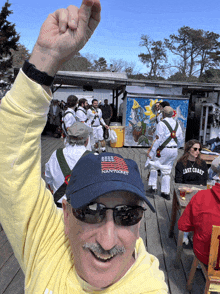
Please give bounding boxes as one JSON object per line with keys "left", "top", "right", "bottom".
{"left": 43, "top": 97, "right": 113, "bottom": 143}
{"left": 0, "top": 1, "right": 219, "bottom": 293}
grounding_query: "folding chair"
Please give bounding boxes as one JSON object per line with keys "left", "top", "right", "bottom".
{"left": 187, "top": 225, "right": 220, "bottom": 293}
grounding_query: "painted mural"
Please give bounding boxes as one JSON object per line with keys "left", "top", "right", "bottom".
{"left": 124, "top": 96, "right": 189, "bottom": 147}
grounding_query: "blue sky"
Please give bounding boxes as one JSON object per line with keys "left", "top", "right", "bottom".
{"left": 6, "top": 0, "right": 220, "bottom": 74}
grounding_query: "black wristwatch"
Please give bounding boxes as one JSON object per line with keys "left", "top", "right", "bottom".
{"left": 22, "top": 60, "right": 55, "bottom": 87}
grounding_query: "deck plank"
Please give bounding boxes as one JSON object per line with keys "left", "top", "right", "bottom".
{"left": 3, "top": 269, "right": 24, "bottom": 294}
{"left": 0, "top": 240, "right": 14, "bottom": 270}
{"left": 0, "top": 230, "right": 8, "bottom": 249}
{"left": 154, "top": 195, "right": 188, "bottom": 294}
{"left": 0, "top": 255, "right": 21, "bottom": 294}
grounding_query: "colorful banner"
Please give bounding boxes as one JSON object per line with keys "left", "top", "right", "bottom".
{"left": 124, "top": 96, "right": 189, "bottom": 147}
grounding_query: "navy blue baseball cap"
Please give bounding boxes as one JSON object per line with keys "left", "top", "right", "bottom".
{"left": 66, "top": 152, "right": 155, "bottom": 212}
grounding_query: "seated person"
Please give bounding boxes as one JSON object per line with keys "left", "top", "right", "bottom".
{"left": 175, "top": 139, "right": 208, "bottom": 244}
{"left": 175, "top": 139, "right": 208, "bottom": 186}
{"left": 178, "top": 156, "right": 220, "bottom": 266}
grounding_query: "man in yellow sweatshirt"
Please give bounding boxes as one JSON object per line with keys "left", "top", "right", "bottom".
{"left": 0, "top": 1, "right": 168, "bottom": 293}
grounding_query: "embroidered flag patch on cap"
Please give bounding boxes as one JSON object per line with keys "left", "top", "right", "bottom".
{"left": 66, "top": 152, "right": 155, "bottom": 212}
{"left": 101, "top": 155, "right": 129, "bottom": 174}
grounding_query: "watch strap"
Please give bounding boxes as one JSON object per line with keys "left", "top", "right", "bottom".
{"left": 22, "top": 60, "right": 55, "bottom": 87}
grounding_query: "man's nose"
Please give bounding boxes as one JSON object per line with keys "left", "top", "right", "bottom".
{"left": 96, "top": 210, "right": 118, "bottom": 251}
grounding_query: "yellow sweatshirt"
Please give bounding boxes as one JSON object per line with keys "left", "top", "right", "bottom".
{"left": 0, "top": 71, "right": 168, "bottom": 294}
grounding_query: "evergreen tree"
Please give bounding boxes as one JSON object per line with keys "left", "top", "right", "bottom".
{"left": 59, "top": 52, "right": 92, "bottom": 71}
{"left": 0, "top": 0, "right": 20, "bottom": 90}
{"left": 138, "top": 35, "right": 167, "bottom": 79}
{"left": 164, "top": 26, "right": 220, "bottom": 80}
{"left": 11, "top": 43, "right": 30, "bottom": 68}
{"left": 92, "top": 57, "right": 108, "bottom": 71}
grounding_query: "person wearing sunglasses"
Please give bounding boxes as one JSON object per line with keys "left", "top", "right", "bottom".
{"left": 0, "top": 1, "right": 168, "bottom": 293}
{"left": 62, "top": 152, "right": 168, "bottom": 292}
{"left": 175, "top": 139, "right": 208, "bottom": 186}
{"left": 175, "top": 139, "right": 208, "bottom": 245}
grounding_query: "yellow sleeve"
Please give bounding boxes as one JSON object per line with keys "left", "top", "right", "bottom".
{"left": 0, "top": 70, "right": 63, "bottom": 274}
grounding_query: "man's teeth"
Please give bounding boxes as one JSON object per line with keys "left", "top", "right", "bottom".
{"left": 92, "top": 251, "right": 115, "bottom": 261}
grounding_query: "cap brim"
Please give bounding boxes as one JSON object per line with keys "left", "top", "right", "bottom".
{"left": 70, "top": 180, "right": 155, "bottom": 212}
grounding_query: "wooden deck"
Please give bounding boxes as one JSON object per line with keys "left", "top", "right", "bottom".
{"left": 0, "top": 134, "right": 206, "bottom": 294}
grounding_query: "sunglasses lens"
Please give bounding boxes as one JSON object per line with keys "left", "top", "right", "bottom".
{"left": 193, "top": 147, "right": 201, "bottom": 151}
{"left": 72, "top": 204, "right": 145, "bottom": 226}
{"left": 72, "top": 206, "right": 105, "bottom": 224}
{"left": 114, "top": 206, "right": 144, "bottom": 226}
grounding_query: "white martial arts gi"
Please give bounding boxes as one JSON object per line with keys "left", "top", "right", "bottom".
{"left": 76, "top": 106, "right": 92, "bottom": 151}
{"left": 156, "top": 111, "right": 163, "bottom": 123}
{"left": 63, "top": 108, "right": 76, "bottom": 134}
{"left": 76, "top": 106, "right": 88, "bottom": 123}
{"left": 45, "top": 144, "right": 87, "bottom": 205}
{"left": 148, "top": 117, "right": 183, "bottom": 194}
{"left": 87, "top": 107, "right": 106, "bottom": 150}
{"left": 62, "top": 108, "right": 76, "bottom": 146}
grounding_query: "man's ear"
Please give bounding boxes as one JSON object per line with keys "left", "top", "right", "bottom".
{"left": 62, "top": 199, "right": 70, "bottom": 236}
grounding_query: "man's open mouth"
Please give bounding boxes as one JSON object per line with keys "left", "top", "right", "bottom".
{"left": 90, "top": 250, "right": 116, "bottom": 262}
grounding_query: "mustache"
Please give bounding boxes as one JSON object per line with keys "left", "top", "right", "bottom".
{"left": 83, "top": 242, "right": 126, "bottom": 256}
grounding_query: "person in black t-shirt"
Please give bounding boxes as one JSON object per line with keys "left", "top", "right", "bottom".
{"left": 175, "top": 139, "right": 208, "bottom": 245}
{"left": 175, "top": 139, "right": 208, "bottom": 186}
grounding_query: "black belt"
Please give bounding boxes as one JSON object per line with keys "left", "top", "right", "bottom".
{"left": 166, "top": 146, "right": 177, "bottom": 148}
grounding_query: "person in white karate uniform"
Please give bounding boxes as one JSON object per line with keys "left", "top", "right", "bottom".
{"left": 45, "top": 122, "right": 92, "bottom": 208}
{"left": 76, "top": 98, "right": 92, "bottom": 151}
{"left": 146, "top": 106, "right": 183, "bottom": 200}
{"left": 76, "top": 98, "right": 88, "bottom": 123}
{"left": 87, "top": 98, "right": 109, "bottom": 152}
{"left": 62, "top": 95, "right": 78, "bottom": 145}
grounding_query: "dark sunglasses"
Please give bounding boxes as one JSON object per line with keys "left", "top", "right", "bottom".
{"left": 71, "top": 202, "right": 146, "bottom": 226}
{"left": 192, "top": 147, "right": 202, "bottom": 151}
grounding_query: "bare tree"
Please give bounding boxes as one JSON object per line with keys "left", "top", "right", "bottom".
{"left": 109, "top": 59, "right": 136, "bottom": 73}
